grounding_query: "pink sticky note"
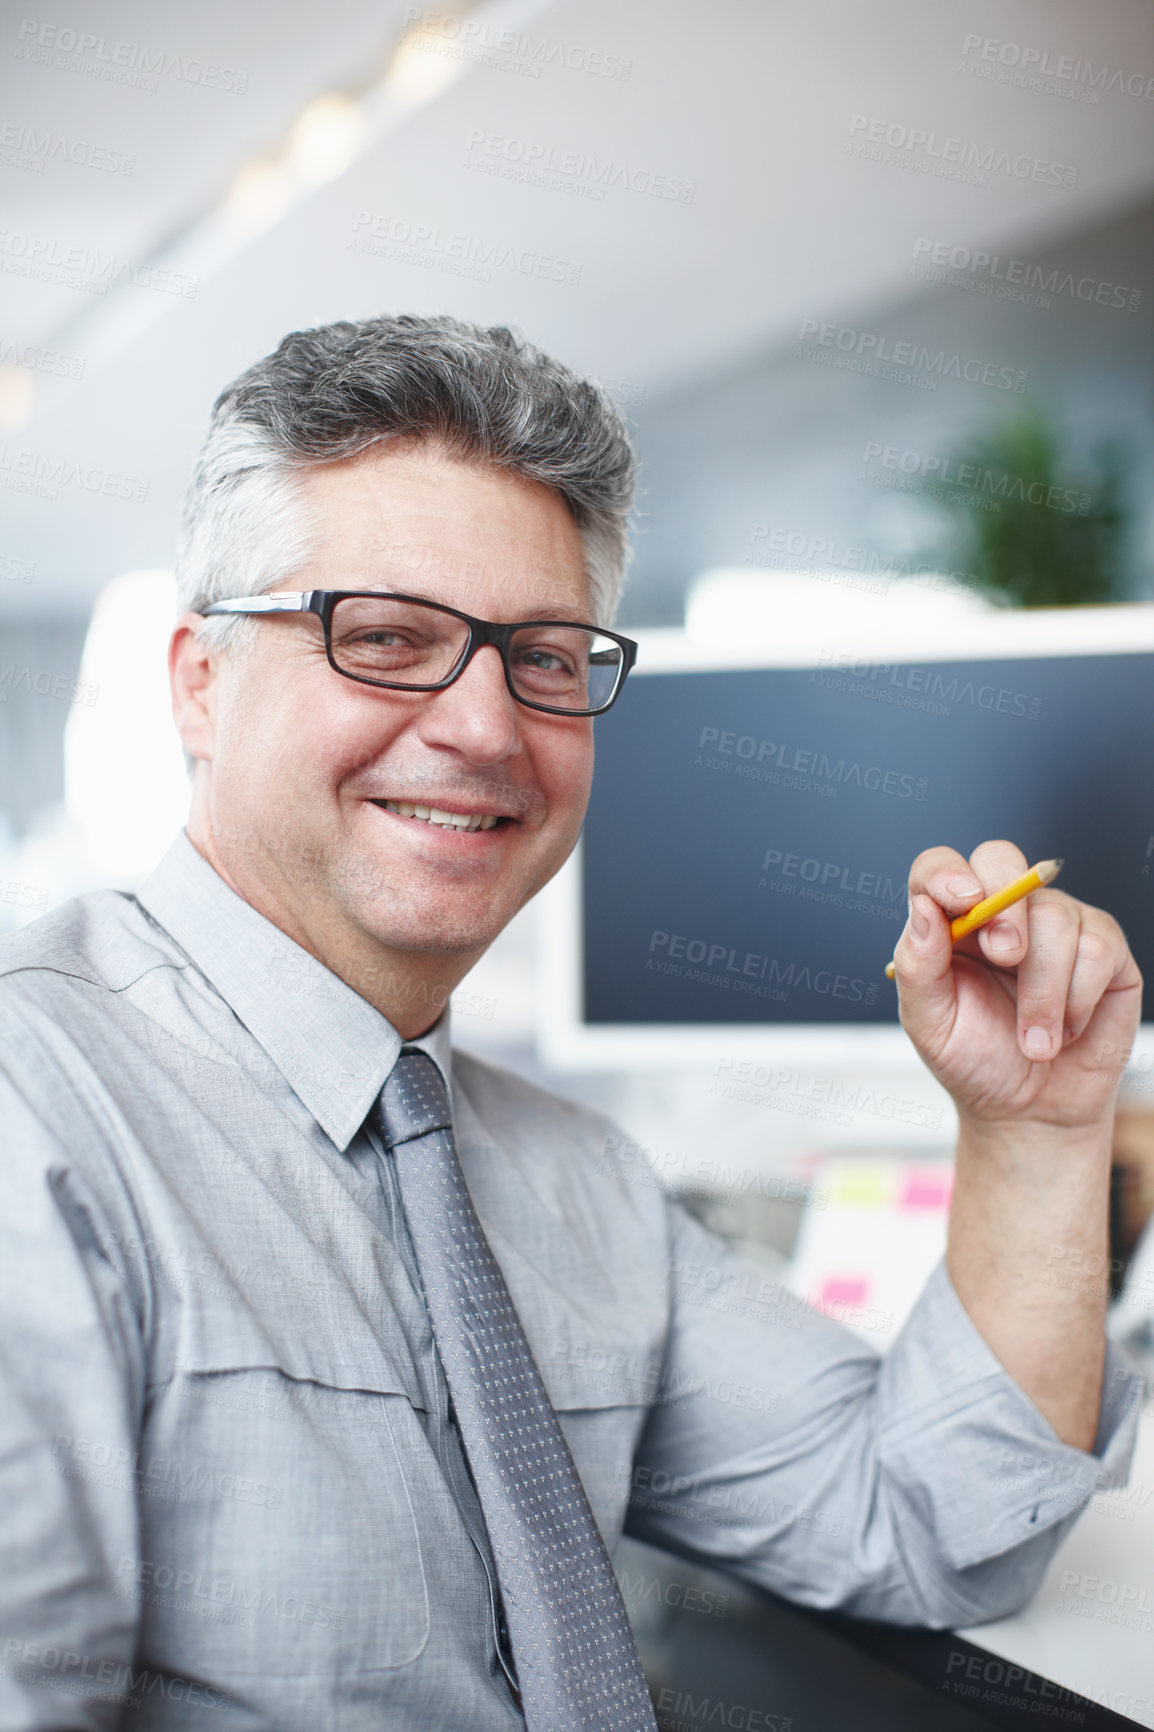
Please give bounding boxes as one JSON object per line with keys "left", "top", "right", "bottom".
{"left": 817, "top": 1277, "right": 869, "bottom": 1311}
{"left": 900, "top": 1170, "right": 953, "bottom": 1212}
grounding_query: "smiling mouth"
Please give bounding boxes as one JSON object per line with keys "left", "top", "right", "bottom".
{"left": 374, "top": 800, "right": 503, "bottom": 832}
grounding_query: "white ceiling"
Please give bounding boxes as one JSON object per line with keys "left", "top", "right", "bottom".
{"left": 3, "top": 0, "right": 1153, "bottom": 615}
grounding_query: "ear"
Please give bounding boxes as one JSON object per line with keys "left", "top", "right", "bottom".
{"left": 170, "top": 613, "right": 219, "bottom": 763}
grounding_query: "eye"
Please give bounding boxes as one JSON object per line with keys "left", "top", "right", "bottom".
{"left": 519, "top": 646, "right": 573, "bottom": 673}
{"left": 356, "top": 628, "right": 410, "bottom": 646}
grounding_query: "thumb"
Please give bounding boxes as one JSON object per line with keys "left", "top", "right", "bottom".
{"left": 893, "top": 892, "right": 958, "bottom": 1056}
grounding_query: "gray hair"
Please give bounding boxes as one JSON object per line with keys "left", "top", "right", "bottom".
{"left": 176, "top": 313, "right": 638, "bottom": 650}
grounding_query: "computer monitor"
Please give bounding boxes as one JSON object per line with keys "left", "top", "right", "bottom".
{"left": 538, "top": 602, "right": 1154, "bottom": 1108}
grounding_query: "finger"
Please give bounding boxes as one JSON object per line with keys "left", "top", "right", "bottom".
{"left": 1009, "top": 890, "right": 1079, "bottom": 1061}
{"left": 892, "top": 891, "right": 958, "bottom": 1057}
{"left": 1061, "top": 908, "right": 1132, "bottom": 1045}
{"left": 966, "top": 839, "right": 1030, "bottom": 968}
{"left": 906, "top": 845, "right": 987, "bottom": 917}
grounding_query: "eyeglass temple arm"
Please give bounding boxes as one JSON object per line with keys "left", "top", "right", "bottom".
{"left": 201, "top": 593, "right": 313, "bottom": 616}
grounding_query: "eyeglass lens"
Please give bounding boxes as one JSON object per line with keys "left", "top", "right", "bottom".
{"left": 329, "top": 596, "right": 624, "bottom": 711}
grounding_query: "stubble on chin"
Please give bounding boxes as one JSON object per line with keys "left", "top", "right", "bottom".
{"left": 327, "top": 833, "right": 515, "bottom": 958}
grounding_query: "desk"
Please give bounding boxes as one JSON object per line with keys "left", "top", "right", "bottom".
{"left": 619, "top": 1401, "right": 1154, "bottom": 1729}
{"left": 954, "top": 1399, "right": 1154, "bottom": 1728}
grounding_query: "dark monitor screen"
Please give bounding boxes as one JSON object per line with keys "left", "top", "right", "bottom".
{"left": 582, "top": 654, "right": 1153, "bottom": 1027}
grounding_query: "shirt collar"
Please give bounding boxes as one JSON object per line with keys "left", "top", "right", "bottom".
{"left": 136, "top": 831, "right": 453, "bottom": 1152}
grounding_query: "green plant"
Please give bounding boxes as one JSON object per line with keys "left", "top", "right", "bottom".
{"left": 929, "top": 405, "right": 1130, "bottom": 607}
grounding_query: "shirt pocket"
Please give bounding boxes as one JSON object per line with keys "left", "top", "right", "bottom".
{"left": 531, "top": 1326, "right": 665, "bottom": 1553}
{"left": 135, "top": 1357, "right": 430, "bottom": 1680}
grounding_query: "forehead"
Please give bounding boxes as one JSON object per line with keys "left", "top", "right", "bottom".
{"left": 297, "top": 439, "right": 590, "bottom": 619}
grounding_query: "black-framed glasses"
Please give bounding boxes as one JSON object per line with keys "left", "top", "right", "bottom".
{"left": 200, "top": 590, "right": 638, "bottom": 716}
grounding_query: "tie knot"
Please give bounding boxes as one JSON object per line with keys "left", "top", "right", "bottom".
{"left": 378, "top": 1049, "right": 453, "bottom": 1148}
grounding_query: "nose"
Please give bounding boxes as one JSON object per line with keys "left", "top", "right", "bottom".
{"left": 416, "top": 642, "right": 523, "bottom": 766}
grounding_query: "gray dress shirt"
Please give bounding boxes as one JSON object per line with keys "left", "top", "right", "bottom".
{"left": 0, "top": 832, "right": 1140, "bottom": 1731}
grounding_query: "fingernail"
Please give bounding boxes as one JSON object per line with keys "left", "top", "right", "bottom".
{"left": 986, "top": 921, "right": 1019, "bottom": 952}
{"left": 947, "top": 876, "right": 982, "bottom": 899}
{"left": 910, "top": 896, "right": 931, "bottom": 941}
{"left": 1023, "top": 1026, "right": 1052, "bottom": 1059}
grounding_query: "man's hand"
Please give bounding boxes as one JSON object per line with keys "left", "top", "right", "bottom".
{"left": 892, "top": 839, "right": 1142, "bottom": 1132}
{"left": 892, "top": 839, "right": 1144, "bottom": 1450}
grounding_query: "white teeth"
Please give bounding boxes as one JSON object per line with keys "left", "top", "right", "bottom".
{"left": 382, "top": 800, "right": 500, "bottom": 832}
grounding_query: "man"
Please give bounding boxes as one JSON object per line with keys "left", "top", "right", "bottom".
{"left": 0, "top": 313, "right": 1142, "bottom": 1730}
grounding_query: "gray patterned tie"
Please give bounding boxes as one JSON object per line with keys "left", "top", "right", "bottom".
{"left": 376, "top": 1048, "right": 657, "bottom": 1732}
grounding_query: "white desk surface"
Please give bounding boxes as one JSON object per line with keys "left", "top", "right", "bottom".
{"left": 957, "top": 1398, "right": 1154, "bottom": 1727}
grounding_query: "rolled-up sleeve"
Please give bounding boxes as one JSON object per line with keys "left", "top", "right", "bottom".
{"left": 623, "top": 1201, "right": 1141, "bottom": 1628}
{"left": 0, "top": 1065, "right": 145, "bottom": 1730}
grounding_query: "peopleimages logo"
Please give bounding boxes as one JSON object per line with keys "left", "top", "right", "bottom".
{"left": 618, "top": 1567, "right": 730, "bottom": 1619}
{"left": 0, "top": 553, "right": 35, "bottom": 584}
{"left": 349, "top": 210, "right": 582, "bottom": 286}
{"left": 463, "top": 130, "right": 695, "bottom": 202}
{"left": 746, "top": 524, "right": 972, "bottom": 600}
{"left": 401, "top": 7, "right": 632, "bottom": 80}
{"left": 942, "top": 1648, "right": 1087, "bottom": 1714}
{"left": 798, "top": 317, "right": 1026, "bottom": 392}
{"left": 647, "top": 929, "right": 878, "bottom": 1007}
{"left": 759, "top": 847, "right": 906, "bottom": 904}
{"left": 696, "top": 725, "right": 928, "bottom": 801}
{"left": 1, "top": 1641, "right": 232, "bottom": 1716}
{"left": 0, "top": 334, "right": 85, "bottom": 379}
{"left": 14, "top": 17, "right": 249, "bottom": 92}
{"left": 846, "top": 114, "right": 1077, "bottom": 188}
{"left": 0, "top": 443, "right": 148, "bottom": 504}
{"left": 0, "top": 663, "right": 100, "bottom": 707}
{"left": 0, "top": 121, "right": 135, "bottom": 174}
{"left": 712, "top": 1058, "right": 943, "bottom": 1130}
{"left": 653, "top": 1688, "right": 790, "bottom": 1732}
{"left": 860, "top": 440, "right": 1091, "bottom": 514}
{"left": 1, "top": 878, "right": 48, "bottom": 910}
{"left": 0, "top": 228, "right": 198, "bottom": 298}
{"left": 911, "top": 237, "right": 1142, "bottom": 314}
{"left": 961, "top": 34, "right": 1154, "bottom": 101}
{"left": 813, "top": 651, "right": 1042, "bottom": 722}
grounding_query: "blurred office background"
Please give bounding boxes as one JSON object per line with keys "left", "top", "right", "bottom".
{"left": 5, "top": 2, "right": 1154, "bottom": 1719}
{"left": 4, "top": 0, "right": 1154, "bottom": 1285}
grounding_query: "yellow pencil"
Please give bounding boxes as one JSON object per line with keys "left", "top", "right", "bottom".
{"left": 884, "top": 858, "right": 1063, "bottom": 980}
